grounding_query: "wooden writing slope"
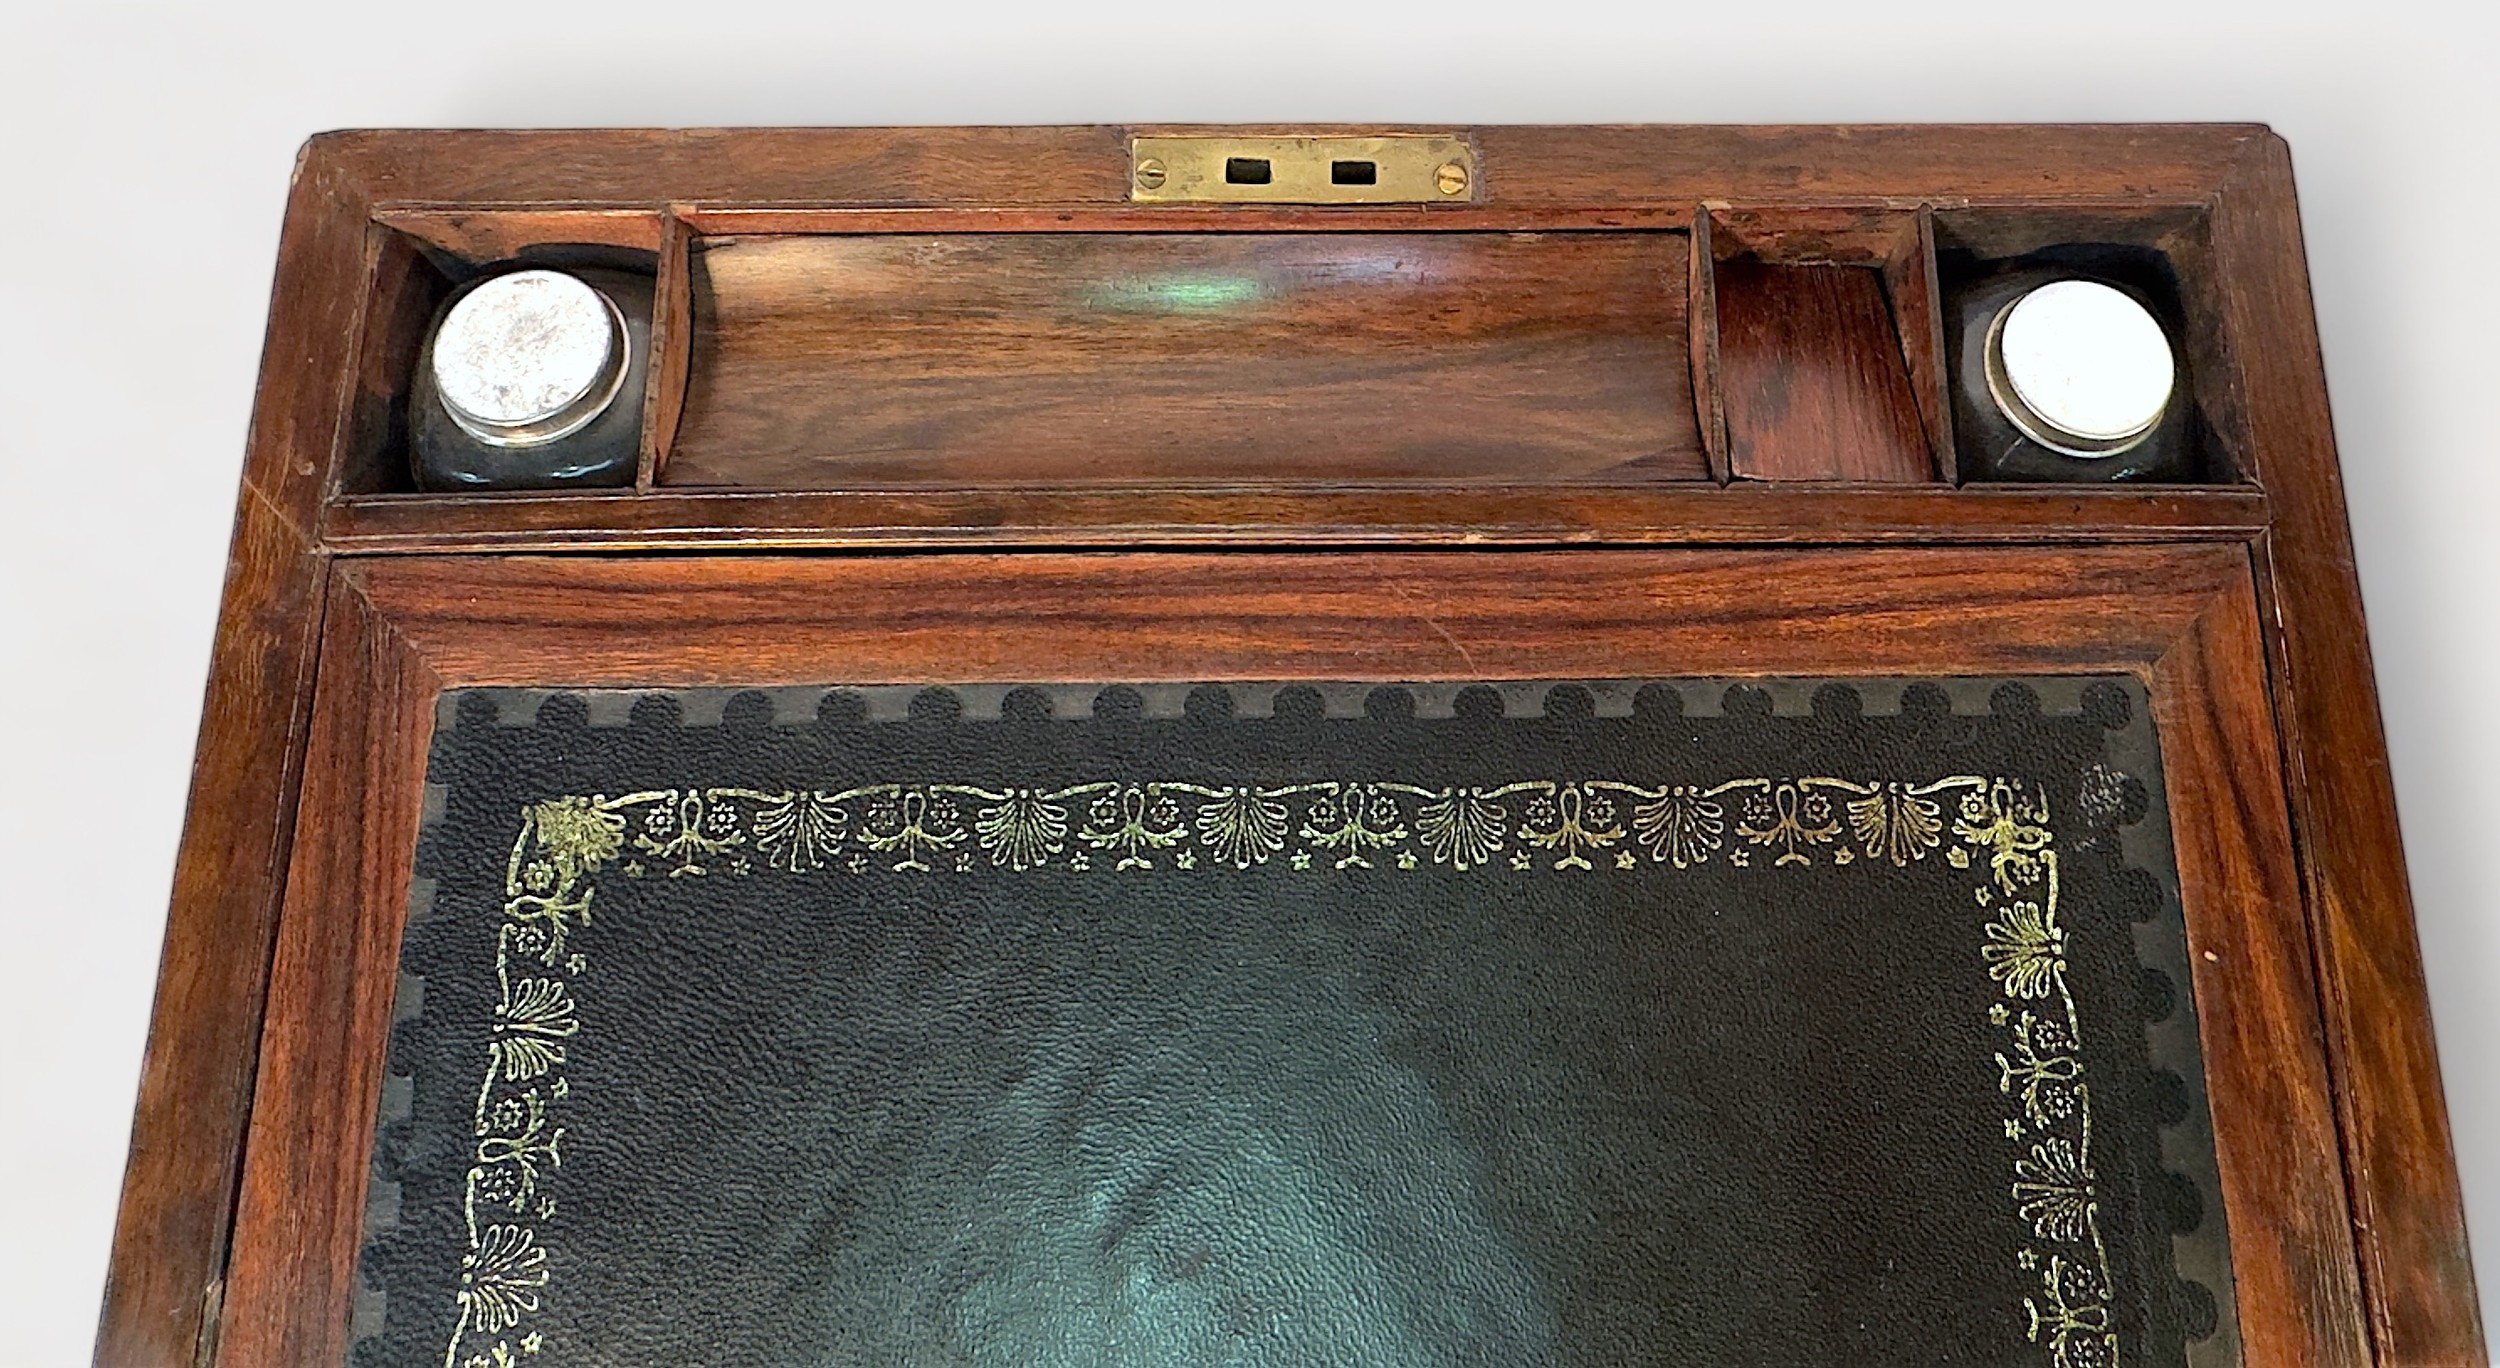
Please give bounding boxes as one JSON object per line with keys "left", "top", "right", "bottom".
{"left": 100, "top": 126, "right": 2481, "bottom": 1368}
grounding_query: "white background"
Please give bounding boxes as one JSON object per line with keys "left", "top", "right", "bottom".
{"left": 3, "top": 2, "right": 2491, "bottom": 1360}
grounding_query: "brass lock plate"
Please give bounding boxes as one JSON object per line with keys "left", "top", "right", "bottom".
{"left": 1129, "top": 135, "right": 1476, "bottom": 204}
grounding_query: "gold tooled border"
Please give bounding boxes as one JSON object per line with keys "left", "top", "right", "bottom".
{"left": 443, "top": 774, "right": 2111, "bottom": 1368}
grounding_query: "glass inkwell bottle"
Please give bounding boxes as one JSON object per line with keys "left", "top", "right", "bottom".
{"left": 1947, "top": 257, "right": 2195, "bottom": 483}
{"left": 410, "top": 267, "right": 651, "bottom": 490}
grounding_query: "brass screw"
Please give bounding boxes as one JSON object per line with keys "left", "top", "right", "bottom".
{"left": 1134, "top": 157, "right": 1167, "bottom": 191}
{"left": 1436, "top": 161, "right": 1469, "bottom": 197}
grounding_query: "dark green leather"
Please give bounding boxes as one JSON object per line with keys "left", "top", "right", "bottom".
{"left": 356, "top": 680, "right": 2233, "bottom": 1368}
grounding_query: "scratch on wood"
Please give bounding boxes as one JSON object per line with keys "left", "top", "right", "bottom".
{"left": 1387, "top": 579, "right": 1479, "bottom": 673}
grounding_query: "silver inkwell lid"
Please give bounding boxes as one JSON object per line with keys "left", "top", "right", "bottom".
{"left": 1983, "top": 278, "right": 2176, "bottom": 459}
{"left": 429, "top": 269, "right": 629, "bottom": 448}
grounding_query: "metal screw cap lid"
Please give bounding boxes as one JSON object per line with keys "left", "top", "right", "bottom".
{"left": 1985, "top": 279, "right": 2176, "bottom": 458}
{"left": 430, "top": 270, "right": 628, "bottom": 447}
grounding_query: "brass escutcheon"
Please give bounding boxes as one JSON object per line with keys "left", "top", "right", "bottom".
{"left": 1129, "top": 135, "right": 1478, "bottom": 204}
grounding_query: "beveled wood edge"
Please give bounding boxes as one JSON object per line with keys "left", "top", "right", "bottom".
{"left": 680, "top": 204, "right": 1695, "bottom": 233}
{"left": 372, "top": 205, "right": 668, "bottom": 253}
{"left": 94, "top": 142, "right": 356, "bottom": 1367}
{"left": 2156, "top": 575, "right": 2369, "bottom": 1368}
{"left": 348, "top": 545, "right": 2253, "bottom": 684}
{"left": 305, "top": 124, "right": 2270, "bottom": 211}
{"left": 371, "top": 198, "right": 2219, "bottom": 229}
{"left": 216, "top": 577, "right": 440, "bottom": 1368}
{"left": 633, "top": 215, "right": 694, "bottom": 490}
{"left": 203, "top": 544, "right": 2364, "bottom": 1368}
{"left": 112, "top": 123, "right": 2476, "bottom": 1368}
{"left": 1907, "top": 208, "right": 1959, "bottom": 484}
{"left": 2212, "top": 136, "right": 2486, "bottom": 1364}
{"left": 315, "top": 485, "right": 2274, "bottom": 554}
{"left": 1686, "top": 211, "right": 1729, "bottom": 483}
{"left": 96, "top": 493, "right": 331, "bottom": 1368}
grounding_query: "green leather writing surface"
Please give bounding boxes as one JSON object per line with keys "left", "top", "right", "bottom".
{"left": 356, "top": 679, "right": 2235, "bottom": 1368}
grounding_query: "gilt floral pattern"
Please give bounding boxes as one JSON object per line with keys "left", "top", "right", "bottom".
{"left": 1984, "top": 901, "right": 2068, "bottom": 1000}
{"left": 456, "top": 1225, "right": 548, "bottom": 1336}
{"left": 1631, "top": 785, "right": 1725, "bottom": 870}
{"left": 1848, "top": 782, "right": 1948, "bottom": 867}
{"left": 440, "top": 765, "right": 2114, "bottom": 1368}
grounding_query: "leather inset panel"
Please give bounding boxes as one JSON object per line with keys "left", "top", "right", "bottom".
{"left": 355, "top": 678, "right": 2234, "bottom": 1368}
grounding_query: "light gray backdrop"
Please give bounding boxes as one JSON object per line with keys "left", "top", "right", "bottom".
{"left": 3, "top": 3, "right": 2490, "bottom": 1362}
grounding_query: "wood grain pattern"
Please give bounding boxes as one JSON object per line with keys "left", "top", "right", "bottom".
{"left": 308, "top": 125, "right": 2267, "bottom": 209}
{"left": 636, "top": 214, "right": 695, "bottom": 489}
{"left": 317, "top": 484, "right": 2271, "bottom": 553}
{"left": 1706, "top": 204, "right": 1912, "bottom": 266}
{"left": 1929, "top": 202, "right": 2210, "bottom": 263}
{"left": 240, "top": 144, "right": 379, "bottom": 526}
{"left": 1715, "top": 258, "right": 1935, "bottom": 482}
{"left": 2212, "top": 136, "right": 2488, "bottom": 1365}
{"left": 1893, "top": 210, "right": 1957, "bottom": 482}
{"left": 95, "top": 494, "right": 327, "bottom": 1368}
{"left": 681, "top": 205, "right": 1692, "bottom": 235}
{"left": 372, "top": 208, "right": 667, "bottom": 263}
{"left": 1686, "top": 210, "right": 1728, "bottom": 481}
{"left": 206, "top": 545, "right": 2364, "bottom": 1368}
{"left": 214, "top": 580, "right": 439, "bottom": 1368}
{"left": 105, "top": 126, "right": 2479, "bottom": 1368}
{"left": 1701, "top": 205, "right": 1950, "bottom": 481}
{"left": 95, "top": 136, "right": 373, "bottom": 1368}
{"left": 332, "top": 226, "right": 446, "bottom": 497}
{"left": 346, "top": 547, "right": 2225, "bottom": 683}
{"left": 666, "top": 231, "right": 1705, "bottom": 488}
{"left": 2156, "top": 580, "right": 2372, "bottom": 1368}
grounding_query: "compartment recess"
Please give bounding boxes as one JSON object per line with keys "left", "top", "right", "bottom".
{"left": 664, "top": 231, "right": 1707, "bottom": 489}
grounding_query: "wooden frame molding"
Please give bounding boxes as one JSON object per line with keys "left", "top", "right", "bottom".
{"left": 99, "top": 126, "right": 2480, "bottom": 1368}
{"left": 206, "top": 545, "right": 2354, "bottom": 1368}
{"left": 2208, "top": 139, "right": 2485, "bottom": 1362}
{"left": 317, "top": 485, "right": 2275, "bottom": 554}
